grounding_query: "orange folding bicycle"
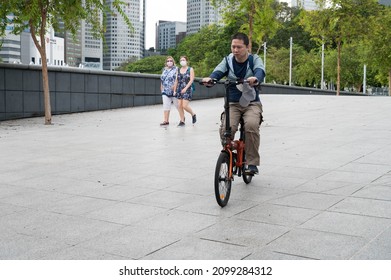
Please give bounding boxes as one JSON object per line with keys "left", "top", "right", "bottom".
{"left": 201, "top": 79, "right": 254, "bottom": 207}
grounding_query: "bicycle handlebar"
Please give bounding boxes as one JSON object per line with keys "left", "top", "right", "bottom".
{"left": 199, "top": 78, "right": 257, "bottom": 87}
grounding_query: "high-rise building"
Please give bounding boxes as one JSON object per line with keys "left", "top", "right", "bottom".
{"left": 186, "top": 0, "right": 223, "bottom": 35}
{"left": 0, "top": 17, "right": 64, "bottom": 66}
{"left": 156, "top": 21, "right": 186, "bottom": 52}
{"left": 141, "top": 0, "right": 146, "bottom": 51}
{"left": 0, "top": 32, "right": 21, "bottom": 64}
{"left": 298, "top": 0, "right": 318, "bottom": 10}
{"left": 279, "top": 0, "right": 318, "bottom": 10}
{"left": 55, "top": 23, "right": 83, "bottom": 68}
{"left": 0, "top": 15, "right": 22, "bottom": 64}
{"left": 81, "top": 21, "right": 103, "bottom": 69}
{"left": 103, "top": 0, "right": 144, "bottom": 71}
{"left": 379, "top": 0, "right": 391, "bottom": 5}
{"left": 1, "top": 1, "right": 144, "bottom": 69}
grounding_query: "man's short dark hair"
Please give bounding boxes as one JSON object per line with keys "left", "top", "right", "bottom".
{"left": 232, "top": 33, "right": 249, "bottom": 46}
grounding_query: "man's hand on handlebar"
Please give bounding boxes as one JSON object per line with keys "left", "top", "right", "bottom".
{"left": 200, "top": 77, "right": 215, "bottom": 87}
{"left": 246, "top": 77, "right": 259, "bottom": 87}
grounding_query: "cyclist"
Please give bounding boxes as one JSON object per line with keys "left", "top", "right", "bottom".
{"left": 202, "top": 33, "right": 265, "bottom": 175}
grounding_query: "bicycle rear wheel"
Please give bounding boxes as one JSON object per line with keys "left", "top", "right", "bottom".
{"left": 214, "top": 151, "right": 232, "bottom": 207}
{"left": 242, "top": 151, "right": 253, "bottom": 184}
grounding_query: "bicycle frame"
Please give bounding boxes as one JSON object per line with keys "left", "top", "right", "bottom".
{"left": 220, "top": 80, "right": 246, "bottom": 180}
{"left": 200, "top": 78, "right": 254, "bottom": 207}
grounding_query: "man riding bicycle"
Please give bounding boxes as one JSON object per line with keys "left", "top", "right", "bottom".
{"left": 202, "top": 32, "right": 265, "bottom": 175}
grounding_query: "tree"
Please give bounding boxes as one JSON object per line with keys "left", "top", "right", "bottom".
{"left": 117, "top": 56, "right": 139, "bottom": 72}
{"left": 126, "top": 55, "right": 166, "bottom": 74}
{"left": 0, "top": 0, "right": 132, "bottom": 124}
{"left": 369, "top": 4, "right": 391, "bottom": 95}
{"left": 265, "top": 46, "right": 290, "bottom": 84}
{"left": 170, "top": 24, "right": 230, "bottom": 77}
{"left": 124, "top": 25, "right": 230, "bottom": 78}
{"left": 270, "top": 5, "right": 316, "bottom": 52}
{"left": 295, "top": 47, "right": 322, "bottom": 87}
{"left": 212, "top": 0, "right": 280, "bottom": 54}
{"left": 340, "top": 43, "right": 368, "bottom": 91}
{"left": 301, "top": 0, "right": 380, "bottom": 95}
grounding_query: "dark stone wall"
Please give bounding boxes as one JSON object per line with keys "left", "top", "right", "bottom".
{"left": 0, "top": 63, "right": 363, "bottom": 121}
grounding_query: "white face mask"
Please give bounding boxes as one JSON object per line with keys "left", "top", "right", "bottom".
{"left": 166, "top": 61, "right": 173, "bottom": 67}
{"left": 180, "top": 60, "right": 187, "bottom": 67}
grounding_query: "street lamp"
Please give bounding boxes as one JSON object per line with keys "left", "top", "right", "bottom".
{"left": 263, "top": 42, "right": 267, "bottom": 83}
{"left": 363, "top": 64, "right": 367, "bottom": 94}
{"left": 289, "top": 37, "right": 292, "bottom": 86}
{"left": 320, "top": 44, "right": 324, "bottom": 89}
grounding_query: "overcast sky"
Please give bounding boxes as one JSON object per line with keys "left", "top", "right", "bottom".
{"left": 145, "top": 0, "right": 187, "bottom": 49}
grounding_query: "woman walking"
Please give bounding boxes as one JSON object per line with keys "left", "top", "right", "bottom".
{"left": 175, "top": 56, "right": 197, "bottom": 127}
{"left": 160, "top": 56, "right": 178, "bottom": 126}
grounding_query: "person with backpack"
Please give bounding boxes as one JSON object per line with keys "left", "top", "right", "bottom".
{"left": 201, "top": 33, "right": 265, "bottom": 175}
{"left": 174, "top": 55, "right": 197, "bottom": 127}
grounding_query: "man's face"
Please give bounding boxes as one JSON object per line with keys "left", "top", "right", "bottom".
{"left": 231, "top": 39, "right": 248, "bottom": 60}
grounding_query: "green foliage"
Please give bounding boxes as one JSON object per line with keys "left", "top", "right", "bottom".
{"left": 127, "top": 25, "right": 231, "bottom": 78}
{"left": 173, "top": 25, "right": 231, "bottom": 77}
{"left": 340, "top": 44, "right": 366, "bottom": 90}
{"left": 265, "top": 46, "right": 290, "bottom": 84}
{"left": 368, "top": 5, "right": 391, "bottom": 90}
{"left": 270, "top": 6, "right": 316, "bottom": 52}
{"left": 118, "top": 0, "right": 391, "bottom": 91}
{"left": 300, "top": 0, "right": 383, "bottom": 94}
{"left": 322, "top": 44, "right": 363, "bottom": 90}
{"left": 126, "top": 55, "right": 167, "bottom": 74}
{"left": 294, "top": 47, "right": 321, "bottom": 87}
{"left": 212, "top": 0, "right": 281, "bottom": 53}
{"left": 3, "top": 0, "right": 386, "bottom": 92}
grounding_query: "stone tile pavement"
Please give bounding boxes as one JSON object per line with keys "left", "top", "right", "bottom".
{"left": 1, "top": 94, "right": 391, "bottom": 260}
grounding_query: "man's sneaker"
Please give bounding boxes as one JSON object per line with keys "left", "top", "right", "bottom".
{"left": 245, "top": 165, "right": 259, "bottom": 175}
{"left": 192, "top": 114, "right": 197, "bottom": 124}
{"left": 177, "top": 121, "right": 185, "bottom": 127}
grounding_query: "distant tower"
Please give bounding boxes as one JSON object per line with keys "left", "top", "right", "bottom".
{"left": 156, "top": 21, "right": 186, "bottom": 52}
{"left": 103, "top": 0, "right": 144, "bottom": 71}
{"left": 379, "top": 0, "right": 391, "bottom": 6}
{"left": 55, "top": 22, "right": 83, "bottom": 68}
{"left": 81, "top": 21, "right": 103, "bottom": 69}
{"left": 278, "top": 0, "right": 319, "bottom": 10}
{"left": 186, "top": 0, "right": 223, "bottom": 34}
{"left": 0, "top": 15, "right": 22, "bottom": 64}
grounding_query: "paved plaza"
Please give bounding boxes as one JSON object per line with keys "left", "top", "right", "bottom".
{"left": 1, "top": 94, "right": 391, "bottom": 260}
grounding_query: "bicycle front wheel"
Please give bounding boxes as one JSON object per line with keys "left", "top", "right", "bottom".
{"left": 214, "top": 151, "right": 232, "bottom": 207}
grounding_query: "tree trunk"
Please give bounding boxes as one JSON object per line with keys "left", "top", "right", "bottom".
{"left": 336, "top": 40, "right": 341, "bottom": 96}
{"left": 42, "top": 56, "right": 51, "bottom": 125}
{"left": 248, "top": 5, "right": 254, "bottom": 52}
{"left": 29, "top": 10, "right": 52, "bottom": 125}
